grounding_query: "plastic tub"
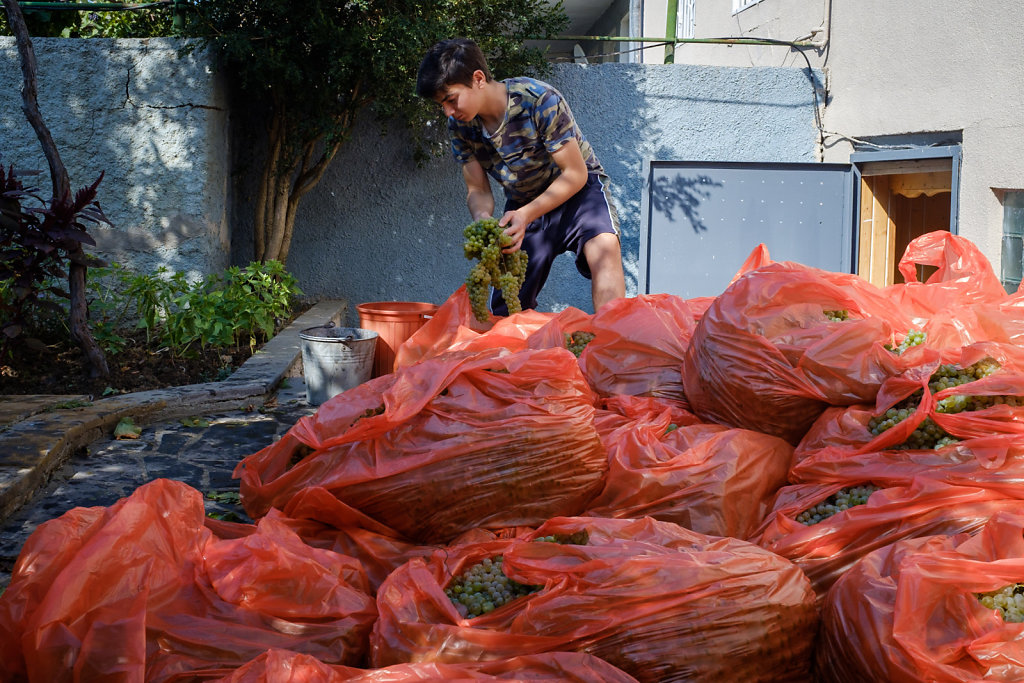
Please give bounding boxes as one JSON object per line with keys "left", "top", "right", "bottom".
{"left": 356, "top": 301, "right": 438, "bottom": 377}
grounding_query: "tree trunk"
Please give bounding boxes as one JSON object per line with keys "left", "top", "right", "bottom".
{"left": 3, "top": 0, "right": 108, "bottom": 378}
{"left": 252, "top": 94, "right": 359, "bottom": 264}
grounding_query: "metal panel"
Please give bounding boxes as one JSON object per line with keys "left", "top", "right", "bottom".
{"left": 639, "top": 160, "right": 855, "bottom": 298}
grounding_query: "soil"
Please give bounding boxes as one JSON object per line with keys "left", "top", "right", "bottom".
{"left": 0, "top": 329, "right": 260, "bottom": 398}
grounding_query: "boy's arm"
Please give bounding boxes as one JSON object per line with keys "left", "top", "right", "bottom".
{"left": 498, "top": 140, "right": 588, "bottom": 252}
{"left": 462, "top": 159, "right": 495, "bottom": 221}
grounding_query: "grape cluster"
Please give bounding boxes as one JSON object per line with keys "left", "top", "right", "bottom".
{"left": 978, "top": 584, "right": 1024, "bottom": 623}
{"left": 823, "top": 309, "right": 849, "bottom": 322}
{"left": 535, "top": 530, "right": 590, "bottom": 545}
{"left": 885, "top": 329, "right": 927, "bottom": 355}
{"left": 866, "top": 358, "right": 1010, "bottom": 449}
{"left": 795, "top": 485, "right": 880, "bottom": 525}
{"left": 868, "top": 404, "right": 957, "bottom": 451}
{"left": 564, "top": 331, "right": 596, "bottom": 357}
{"left": 463, "top": 218, "right": 529, "bottom": 323}
{"left": 445, "top": 556, "right": 540, "bottom": 619}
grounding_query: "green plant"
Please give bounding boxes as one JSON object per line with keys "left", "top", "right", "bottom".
{"left": 82, "top": 260, "right": 301, "bottom": 358}
{"left": 0, "top": 0, "right": 177, "bottom": 37}
{"left": 0, "top": 163, "right": 109, "bottom": 346}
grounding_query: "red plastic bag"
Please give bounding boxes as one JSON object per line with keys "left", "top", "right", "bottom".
{"left": 236, "top": 347, "right": 607, "bottom": 543}
{"left": 818, "top": 511, "right": 1024, "bottom": 682}
{"left": 573, "top": 293, "right": 698, "bottom": 401}
{"left": 208, "top": 648, "right": 640, "bottom": 682}
{"left": 0, "top": 479, "right": 377, "bottom": 683}
{"left": 793, "top": 342, "right": 1024, "bottom": 467}
{"left": 683, "top": 261, "right": 911, "bottom": 444}
{"left": 394, "top": 286, "right": 591, "bottom": 369}
{"left": 886, "top": 231, "right": 1010, "bottom": 324}
{"left": 586, "top": 398, "right": 792, "bottom": 539}
{"left": 370, "top": 516, "right": 817, "bottom": 682}
{"left": 749, "top": 477, "right": 1024, "bottom": 605}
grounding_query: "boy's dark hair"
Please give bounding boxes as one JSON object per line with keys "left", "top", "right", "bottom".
{"left": 416, "top": 38, "right": 492, "bottom": 99}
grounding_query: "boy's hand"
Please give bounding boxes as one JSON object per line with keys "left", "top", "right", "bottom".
{"left": 498, "top": 209, "right": 529, "bottom": 253}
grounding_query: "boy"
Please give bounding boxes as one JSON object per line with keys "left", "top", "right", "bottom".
{"left": 416, "top": 38, "right": 626, "bottom": 315}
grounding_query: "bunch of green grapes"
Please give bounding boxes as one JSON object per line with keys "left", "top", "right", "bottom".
{"left": 462, "top": 218, "right": 529, "bottom": 323}
{"left": 445, "top": 555, "right": 540, "bottom": 619}
{"left": 885, "top": 329, "right": 927, "bottom": 355}
{"left": 823, "top": 309, "right": 849, "bottom": 322}
{"left": 564, "top": 331, "right": 596, "bottom": 357}
{"left": 534, "top": 530, "right": 590, "bottom": 545}
{"left": 868, "top": 358, "right": 1007, "bottom": 449}
{"left": 978, "top": 584, "right": 1024, "bottom": 622}
{"left": 796, "top": 485, "right": 880, "bottom": 526}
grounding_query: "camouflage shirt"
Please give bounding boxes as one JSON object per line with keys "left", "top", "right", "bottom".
{"left": 449, "top": 77, "right": 604, "bottom": 207}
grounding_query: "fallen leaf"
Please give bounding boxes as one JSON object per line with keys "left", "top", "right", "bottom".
{"left": 113, "top": 417, "right": 142, "bottom": 440}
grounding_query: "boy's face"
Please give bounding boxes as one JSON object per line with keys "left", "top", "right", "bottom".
{"left": 433, "top": 70, "right": 487, "bottom": 122}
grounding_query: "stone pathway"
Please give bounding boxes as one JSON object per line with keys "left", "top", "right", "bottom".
{"left": 0, "top": 378, "right": 317, "bottom": 591}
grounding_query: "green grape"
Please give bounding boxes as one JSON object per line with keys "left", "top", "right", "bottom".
{"left": 823, "top": 309, "right": 849, "bottom": 322}
{"left": 462, "top": 218, "right": 529, "bottom": 323}
{"left": 445, "top": 555, "right": 541, "bottom": 619}
{"left": 564, "top": 330, "right": 596, "bottom": 357}
{"left": 867, "top": 358, "right": 1013, "bottom": 449}
{"left": 978, "top": 584, "right": 1024, "bottom": 623}
{"left": 885, "top": 329, "right": 926, "bottom": 355}
{"left": 796, "top": 485, "right": 880, "bottom": 525}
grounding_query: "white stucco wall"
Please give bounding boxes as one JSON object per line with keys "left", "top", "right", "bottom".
{"left": 0, "top": 37, "right": 230, "bottom": 279}
{"left": 818, "top": 1, "right": 1024, "bottom": 271}
{"left": 663, "top": 0, "right": 1024, "bottom": 275}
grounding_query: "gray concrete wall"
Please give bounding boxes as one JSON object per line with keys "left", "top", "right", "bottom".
{"left": 0, "top": 37, "right": 230, "bottom": 280}
{"left": 285, "top": 62, "right": 820, "bottom": 321}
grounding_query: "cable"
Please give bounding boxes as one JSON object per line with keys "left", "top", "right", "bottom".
{"left": 549, "top": 41, "right": 673, "bottom": 62}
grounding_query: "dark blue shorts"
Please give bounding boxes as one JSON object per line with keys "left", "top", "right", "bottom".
{"left": 490, "top": 173, "right": 620, "bottom": 315}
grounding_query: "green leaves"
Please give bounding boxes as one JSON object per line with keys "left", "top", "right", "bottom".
{"left": 83, "top": 260, "right": 301, "bottom": 358}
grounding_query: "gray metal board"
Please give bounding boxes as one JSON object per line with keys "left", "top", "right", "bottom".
{"left": 640, "top": 160, "right": 855, "bottom": 298}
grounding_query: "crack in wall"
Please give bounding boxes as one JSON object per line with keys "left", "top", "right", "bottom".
{"left": 121, "top": 66, "right": 224, "bottom": 112}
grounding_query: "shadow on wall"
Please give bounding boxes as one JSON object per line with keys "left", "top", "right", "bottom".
{"left": 0, "top": 37, "right": 229, "bottom": 281}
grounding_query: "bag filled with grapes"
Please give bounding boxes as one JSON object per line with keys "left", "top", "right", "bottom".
{"left": 371, "top": 516, "right": 817, "bottom": 683}
{"left": 463, "top": 218, "right": 528, "bottom": 323}
{"left": 393, "top": 286, "right": 591, "bottom": 369}
{"left": 682, "top": 260, "right": 914, "bottom": 445}
{"left": 792, "top": 342, "right": 1024, "bottom": 467}
{"left": 0, "top": 479, "right": 378, "bottom": 683}
{"left": 749, "top": 476, "right": 1024, "bottom": 605}
{"left": 818, "top": 511, "right": 1024, "bottom": 683}
{"left": 235, "top": 346, "right": 607, "bottom": 544}
{"left": 573, "top": 293, "right": 699, "bottom": 402}
{"left": 585, "top": 399, "right": 793, "bottom": 539}
{"left": 213, "top": 648, "right": 640, "bottom": 682}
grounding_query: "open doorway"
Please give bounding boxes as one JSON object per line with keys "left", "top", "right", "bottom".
{"left": 852, "top": 147, "right": 960, "bottom": 287}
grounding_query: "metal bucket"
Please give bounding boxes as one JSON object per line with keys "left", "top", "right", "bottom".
{"left": 299, "top": 323, "right": 378, "bottom": 405}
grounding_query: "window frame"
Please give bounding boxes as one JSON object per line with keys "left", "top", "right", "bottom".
{"left": 732, "top": 0, "right": 765, "bottom": 15}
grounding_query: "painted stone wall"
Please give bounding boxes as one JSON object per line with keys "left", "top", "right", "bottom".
{"left": 282, "top": 62, "right": 820, "bottom": 321}
{"left": 0, "top": 37, "right": 230, "bottom": 280}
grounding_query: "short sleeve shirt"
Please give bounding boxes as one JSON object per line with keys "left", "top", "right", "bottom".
{"left": 448, "top": 77, "right": 604, "bottom": 207}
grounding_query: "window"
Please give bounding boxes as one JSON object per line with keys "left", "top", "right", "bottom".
{"left": 1001, "top": 192, "right": 1024, "bottom": 293}
{"left": 679, "top": 0, "right": 696, "bottom": 39}
{"left": 732, "top": 0, "right": 764, "bottom": 14}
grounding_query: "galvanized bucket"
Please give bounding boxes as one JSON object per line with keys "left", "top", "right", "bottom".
{"left": 299, "top": 322, "right": 378, "bottom": 405}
